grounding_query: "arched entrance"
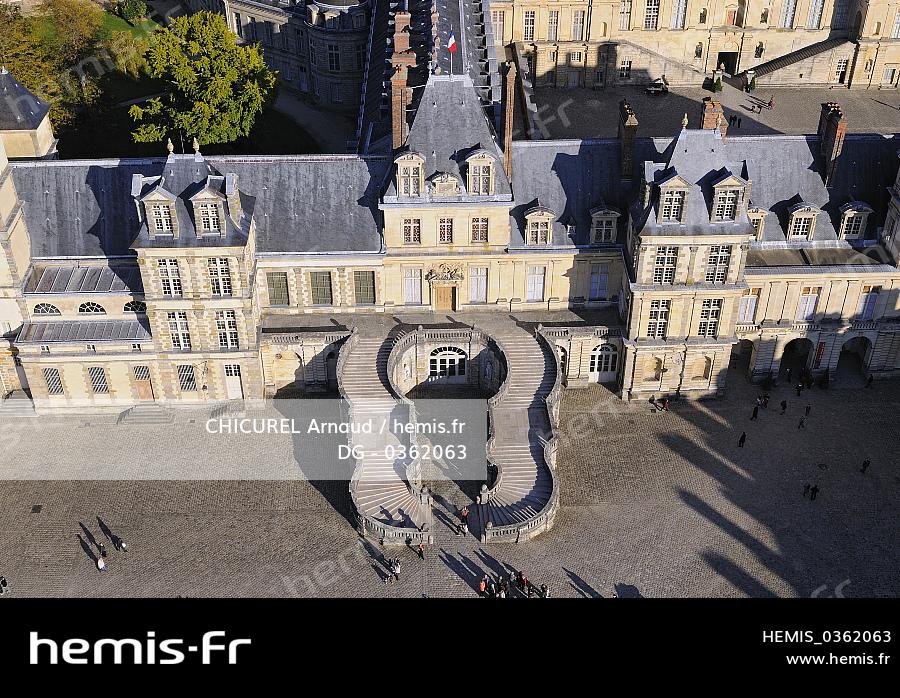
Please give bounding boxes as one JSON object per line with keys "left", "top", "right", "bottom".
{"left": 836, "top": 336, "right": 872, "bottom": 383}
{"left": 428, "top": 346, "right": 467, "bottom": 383}
{"left": 779, "top": 338, "right": 813, "bottom": 379}
{"left": 589, "top": 344, "right": 618, "bottom": 383}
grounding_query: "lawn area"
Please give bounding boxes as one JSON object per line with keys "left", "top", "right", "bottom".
{"left": 57, "top": 104, "right": 321, "bottom": 159}
{"left": 100, "top": 11, "right": 161, "bottom": 41}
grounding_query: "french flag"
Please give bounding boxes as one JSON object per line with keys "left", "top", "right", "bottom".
{"left": 448, "top": 31, "right": 457, "bottom": 53}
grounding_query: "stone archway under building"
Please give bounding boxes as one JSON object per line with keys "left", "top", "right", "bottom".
{"left": 779, "top": 337, "right": 813, "bottom": 379}
{"left": 835, "top": 336, "right": 873, "bottom": 385}
{"left": 730, "top": 338, "right": 754, "bottom": 379}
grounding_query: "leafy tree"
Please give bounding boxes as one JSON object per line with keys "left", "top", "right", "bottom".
{"left": 102, "top": 31, "right": 149, "bottom": 78}
{"left": 37, "top": 0, "right": 104, "bottom": 64}
{"left": 120, "top": 0, "right": 148, "bottom": 23}
{"left": 129, "top": 12, "right": 277, "bottom": 146}
{"left": 748, "top": 76, "right": 757, "bottom": 92}
{"left": 713, "top": 77, "right": 723, "bottom": 93}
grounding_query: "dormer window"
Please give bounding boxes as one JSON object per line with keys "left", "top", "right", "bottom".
{"left": 748, "top": 208, "right": 766, "bottom": 239}
{"left": 590, "top": 207, "right": 620, "bottom": 243}
{"left": 524, "top": 206, "right": 555, "bottom": 245}
{"left": 399, "top": 164, "right": 421, "bottom": 196}
{"left": 839, "top": 202, "right": 872, "bottom": 240}
{"left": 470, "top": 163, "right": 493, "bottom": 195}
{"left": 197, "top": 203, "right": 222, "bottom": 234}
{"left": 151, "top": 204, "right": 174, "bottom": 233}
{"left": 788, "top": 205, "right": 819, "bottom": 240}
{"left": 713, "top": 189, "right": 739, "bottom": 221}
{"left": 660, "top": 189, "right": 686, "bottom": 223}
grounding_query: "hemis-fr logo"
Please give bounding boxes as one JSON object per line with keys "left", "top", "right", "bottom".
{"left": 30, "top": 631, "right": 251, "bottom": 665}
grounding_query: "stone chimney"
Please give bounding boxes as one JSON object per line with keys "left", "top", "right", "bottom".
{"left": 225, "top": 172, "right": 243, "bottom": 225}
{"left": 393, "top": 11, "right": 412, "bottom": 53}
{"left": 502, "top": 61, "right": 518, "bottom": 182}
{"left": 818, "top": 102, "right": 847, "bottom": 188}
{"left": 618, "top": 100, "right": 639, "bottom": 179}
{"left": 390, "top": 62, "right": 411, "bottom": 150}
{"left": 701, "top": 97, "right": 727, "bottom": 142}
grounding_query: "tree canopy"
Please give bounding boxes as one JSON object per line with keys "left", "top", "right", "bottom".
{"left": 129, "top": 12, "right": 277, "bottom": 146}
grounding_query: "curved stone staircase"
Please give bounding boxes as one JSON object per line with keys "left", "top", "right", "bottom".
{"left": 478, "top": 328, "right": 559, "bottom": 542}
{"left": 339, "top": 332, "right": 432, "bottom": 544}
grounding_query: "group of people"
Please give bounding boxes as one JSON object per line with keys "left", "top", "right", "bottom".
{"left": 649, "top": 396, "right": 670, "bottom": 412}
{"left": 478, "top": 570, "right": 549, "bottom": 598}
{"left": 94, "top": 535, "right": 127, "bottom": 572}
{"left": 384, "top": 557, "right": 402, "bottom": 584}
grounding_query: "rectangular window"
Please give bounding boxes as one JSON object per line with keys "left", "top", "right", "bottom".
{"left": 806, "top": 0, "right": 824, "bottom": 29}
{"left": 491, "top": 10, "right": 505, "bottom": 42}
{"left": 438, "top": 218, "right": 454, "bottom": 244}
{"left": 857, "top": 286, "right": 880, "bottom": 320}
{"left": 526, "top": 266, "right": 546, "bottom": 302}
{"left": 43, "top": 367, "right": 64, "bottom": 396}
{"left": 644, "top": 0, "right": 660, "bottom": 29}
{"left": 529, "top": 220, "right": 551, "bottom": 245}
{"left": 796, "top": 287, "right": 820, "bottom": 322}
{"left": 197, "top": 203, "right": 221, "bottom": 233}
{"left": 698, "top": 299, "right": 723, "bottom": 337}
{"left": 158, "top": 259, "right": 182, "bottom": 297}
{"left": 40, "top": 345, "right": 50, "bottom": 355}
{"left": 131, "top": 344, "right": 142, "bottom": 352}
{"left": 738, "top": 289, "right": 759, "bottom": 323}
{"left": 524, "top": 10, "right": 535, "bottom": 41}
{"left": 714, "top": 190, "right": 739, "bottom": 221}
{"left": 86, "top": 344, "right": 97, "bottom": 353}
{"left": 653, "top": 246, "right": 678, "bottom": 284}
{"left": 151, "top": 204, "right": 173, "bottom": 233}
{"left": 399, "top": 166, "right": 420, "bottom": 196}
{"left": 208, "top": 258, "right": 233, "bottom": 296}
{"left": 893, "top": 11, "right": 900, "bottom": 39}
{"left": 167, "top": 311, "right": 191, "bottom": 350}
{"left": 471, "top": 164, "right": 491, "bottom": 195}
{"left": 671, "top": 0, "right": 687, "bottom": 28}
{"left": 403, "top": 268, "right": 422, "bottom": 305}
{"left": 234, "top": 13, "right": 243, "bottom": 39}
{"left": 177, "top": 364, "right": 197, "bottom": 392}
{"left": 548, "top": 10, "right": 558, "bottom": 41}
{"left": 750, "top": 215, "right": 764, "bottom": 237}
{"left": 593, "top": 217, "right": 616, "bottom": 243}
{"left": 471, "top": 217, "right": 489, "bottom": 243}
{"left": 88, "top": 366, "right": 108, "bottom": 395}
{"left": 403, "top": 218, "right": 421, "bottom": 244}
{"left": 647, "top": 299, "right": 670, "bottom": 338}
{"left": 841, "top": 214, "right": 864, "bottom": 239}
{"left": 216, "top": 310, "right": 240, "bottom": 349}
{"left": 619, "top": 60, "right": 632, "bottom": 79}
{"left": 705, "top": 245, "right": 731, "bottom": 283}
{"left": 660, "top": 190, "right": 685, "bottom": 222}
{"left": 619, "top": 0, "right": 632, "bottom": 30}
{"left": 790, "top": 216, "right": 813, "bottom": 239}
{"left": 328, "top": 44, "right": 340, "bottom": 71}
{"left": 569, "top": 51, "right": 583, "bottom": 63}
{"left": 309, "top": 271, "right": 333, "bottom": 305}
{"left": 882, "top": 67, "right": 897, "bottom": 86}
{"left": 267, "top": 272, "right": 290, "bottom": 306}
{"left": 590, "top": 264, "right": 609, "bottom": 300}
{"left": 571, "top": 10, "right": 585, "bottom": 40}
{"left": 354, "top": 270, "right": 376, "bottom": 305}
{"left": 779, "top": 0, "right": 797, "bottom": 28}
{"left": 470, "top": 266, "right": 488, "bottom": 304}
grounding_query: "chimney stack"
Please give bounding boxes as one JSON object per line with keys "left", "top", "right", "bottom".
{"left": 393, "top": 11, "right": 412, "bottom": 53}
{"left": 701, "top": 97, "right": 727, "bottom": 142}
{"left": 618, "top": 100, "right": 639, "bottom": 179}
{"left": 502, "top": 61, "right": 518, "bottom": 182}
{"left": 818, "top": 102, "right": 847, "bottom": 188}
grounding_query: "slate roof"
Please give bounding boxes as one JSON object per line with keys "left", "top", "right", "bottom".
{"left": 17, "top": 319, "right": 152, "bottom": 343}
{"left": 10, "top": 155, "right": 390, "bottom": 257}
{"left": 384, "top": 75, "right": 511, "bottom": 202}
{"left": 23, "top": 264, "right": 143, "bottom": 294}
{"left": 0, "top": 68, "right": 50, "bottom": 131}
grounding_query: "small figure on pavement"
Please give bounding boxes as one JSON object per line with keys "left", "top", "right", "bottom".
{"left": 97, "top": 556, "right": 107, "bottom": 572}
{"left": 805, "top": 404, "right": 811, "bottom": 416}
{"left": 798, "top": 416, "right": 806, "bottom": 430}
{"left": 861, "top": 458, "right": 871, "bottom": 474}
{"left": 751, "top": 405, "right": 759, "bottom": 421}
{"left": 738, "top": 432, "right": 747, "bottom": 448}
{"left": 661, "top": 398, "right": 670, "bottom": 411}
{"left": 780, "top": 400, "right": 788, "bottom": 415}
{"left": 810, "top": 484, "right": 820, "bottom": 501}
{"left": 803, "top": 483, "right": 811, "bottom": 498}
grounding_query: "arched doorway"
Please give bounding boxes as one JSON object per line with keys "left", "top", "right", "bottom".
{"left": 836, "top": 336, "right": 872, "bottom": 383}
{"left": 779, "top": 338, "right": 813, "bottom": 379}
{"left": 428, "top": 347, "right": 467, "bottom": 383}
{"left": 589, "top": 344, "right": 618, "bottom": 383}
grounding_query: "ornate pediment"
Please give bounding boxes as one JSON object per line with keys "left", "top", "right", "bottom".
{"left": 428, "top": 172, "right": 462, "bottom": 196}
{"left": 425, "top": 263, "right": 464, "bottom": 281}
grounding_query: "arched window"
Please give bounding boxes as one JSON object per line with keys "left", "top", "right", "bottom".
{"left": 124, "top": 300, "right": 147, "bottom": 313}
{"left": 33, "top": 303, "right": 60, "bottom": 315}
{"left": 590, "top": 345, "right": 618, "bottom": 374}
{"left": 78, "top": 302, "right": 106, "bottom": 315}
{"left": 429, "top": 347, "right": 467, "bottom": 378}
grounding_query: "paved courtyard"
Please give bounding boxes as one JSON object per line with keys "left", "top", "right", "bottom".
{"left": 0, "top": 368, "right": 897, "bottom": 598}
{"left": 520, "top": 82, "right": 900, "bottom": 140}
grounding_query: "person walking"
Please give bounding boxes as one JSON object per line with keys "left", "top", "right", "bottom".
{"left": 810, "top": 484, "right": 819, "bottom": 501}
{"left": 478, "top": 576, "right": 487, "bottom": 596}
{"left": 805, "top": 404, "right": 811, "bottom": 417}
{"left": 762, "top": 394, "right": 770, "bottom": 409}
{"left": 541, "top": 584, "right": 550, "bottom": 598}
{"left": 393, "top": 559, "right": 401, "bottom": 583}
{"left": 861, "top": 458, "right": 871, "bottom": 474}
{"left": 661, "top": 398, "right": 670, "bottom": 411}
{"left": 798, "top": 416, "right": 806, "bottom": 430}
{"left": 780, "top": 400, "right": 788, "bottom": 415}
{"left": 97, "top": 556, "right": 107, "bottom": 572}
{"left": 866, "top": 374, "right": 874, "bottom": 388}
{"left": 796, "top": 383, "right": 803, "bottom": 397}
{"left": 751, "top": 405, "right": 759, "bottom": 421}
{"left": 803, "top": 483, "right": 811, "bottom": 498}
{"left": 458, "top": 506, "right": 469, "bottom": 536}
{"left": 417, "top": 543, "right": 425, "bottom": 560}
{"left": 737, "top": 117, "right": 742, "bottom": 128}
{"left": 768, "top": 96, "right": 774, "bottom": 110}
{"left": 97, "top": 542, "right": 108, "bottom": 559}
{"left": 738, "top": 432, "right": 747, "bottom": 448}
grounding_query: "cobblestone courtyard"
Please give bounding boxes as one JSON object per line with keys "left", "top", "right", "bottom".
{"left": 0, "top": 370, "right": 898, "bottom": 598}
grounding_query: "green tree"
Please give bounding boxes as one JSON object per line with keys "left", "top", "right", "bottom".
{"left": 120, "top": 0, "right": 148, "bottom": 23}
{"left": 38, "top": 0, "right": 104, "bottom": 64}
{"left": 129, "top": 12, "right": 277, "bottom": 146}
{"left": 102, "top": 31, "right": 149, "bottom": 78}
